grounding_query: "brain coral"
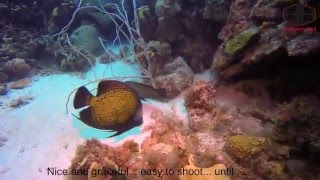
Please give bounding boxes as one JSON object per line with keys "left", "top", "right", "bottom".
{"left": 225, "top": 135, "right": 265, "bottom": 160}
{"left": 70, "top": 25, "right": 104, "bottom": 56}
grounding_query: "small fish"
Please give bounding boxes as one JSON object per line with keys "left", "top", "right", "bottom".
{"left": 73, "top": 80, "right": 166, "bottom": 137}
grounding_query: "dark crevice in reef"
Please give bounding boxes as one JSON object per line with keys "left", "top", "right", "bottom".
{"left": 268, "top": 55, "right": 320, "bottom": 102}
{"left": 221, "top": 51, "right": 320, "bottom": 102}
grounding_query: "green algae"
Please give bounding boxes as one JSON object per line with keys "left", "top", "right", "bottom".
{"left": 224, "top": 28, "right": 259, "bottom": 54}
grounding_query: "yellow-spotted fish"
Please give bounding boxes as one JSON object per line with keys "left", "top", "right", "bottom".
{"left": 73, "top": 80, "right": 166, "bottom": 137}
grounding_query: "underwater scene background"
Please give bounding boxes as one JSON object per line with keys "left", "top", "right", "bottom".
{"left": 1, "top": 0, "right": 320, "bottom": 179}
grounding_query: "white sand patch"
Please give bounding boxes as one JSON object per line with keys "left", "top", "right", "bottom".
{"left": 0, "top": 74, "right": 85, "bottom": 180}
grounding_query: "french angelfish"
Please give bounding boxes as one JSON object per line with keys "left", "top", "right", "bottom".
{"left": 73, "top": 80, "right": 166, "bottom": 137}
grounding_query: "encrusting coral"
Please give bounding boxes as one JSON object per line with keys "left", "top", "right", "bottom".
{"left": 225, "top": 135, "right": 266, "bottom": 160}
{"left": 224, "top": 28, "right": 260, "bottom": 54}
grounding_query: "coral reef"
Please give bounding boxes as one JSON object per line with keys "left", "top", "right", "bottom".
{"left": 136, "top": 5, "right": 157, "bottom": 41}
{"left": 0, "top": 25, "right": 59, "bottom": 81}
{"left": 48, "top": 0, "right": 75, "bottom": 34}
{"left": 2, "top": 0, "right": 320, "bottom": 179}
{"left": 203, "top": 0, "right": 230, "bottom": 22}
{"left": 67, "top": 139, "right": 139, "bottom": 180}
{"left": 287, "top": 32, "right": 320, "bottom": 56}
{"left": 50, "top": 34, "right": 96, "bottom": 72}
{"left": 0, "top": 0, "right": 75, "bottom": 31}
{"left": 184, "top": 81, "right": 232, "bottom": 134}
{"left": 68, "top": 104, "right": 236, "bottom": 179}
{"left": 135, "top": 40, "right": 194, "bottom": 96}
{"left": 68, "top": 110, "right": 190, "bottom": 180}
{"left": 134, "top": 0, "right": 228, "bottom": 72}
{"left": 72, "top": 5, "right": 115, "bottom": 41}
{"left": 68, "top": 74, "right": 320, "bottom": 179}
{"left": 212, "top": 27, "right": 260, "bottom": 72}
{"left": 151, "top": 56, "right": 194, "bottom": 96}
{"left": 0, "top": 71, "right": 9, "bottom": 83}
{"left": 135, "top": 39, "right": 172, "bottom": 76}
{"left": 212, "top": 0, "right": 320, "bottom": 83}
{"left": 3, "top": 58, "right": 31, "bottom": 78}
{"left": 268, "top": 96, "right": 320, "bottom": 159}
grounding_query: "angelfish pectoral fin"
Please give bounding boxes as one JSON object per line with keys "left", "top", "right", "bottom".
{"left": 141, "top": 98, "right": 151, "bottom": 103}
{"left": 107, "top": 131, "right": 122, "bottom": 138}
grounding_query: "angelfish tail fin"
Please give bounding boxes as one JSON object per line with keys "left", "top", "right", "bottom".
{"left": 73, "top": 86, "right": 93, "bottom": 109}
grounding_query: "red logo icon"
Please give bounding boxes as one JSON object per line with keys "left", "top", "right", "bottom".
{"left": 283, "top": 3, "right": 317, "bottom": 26}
